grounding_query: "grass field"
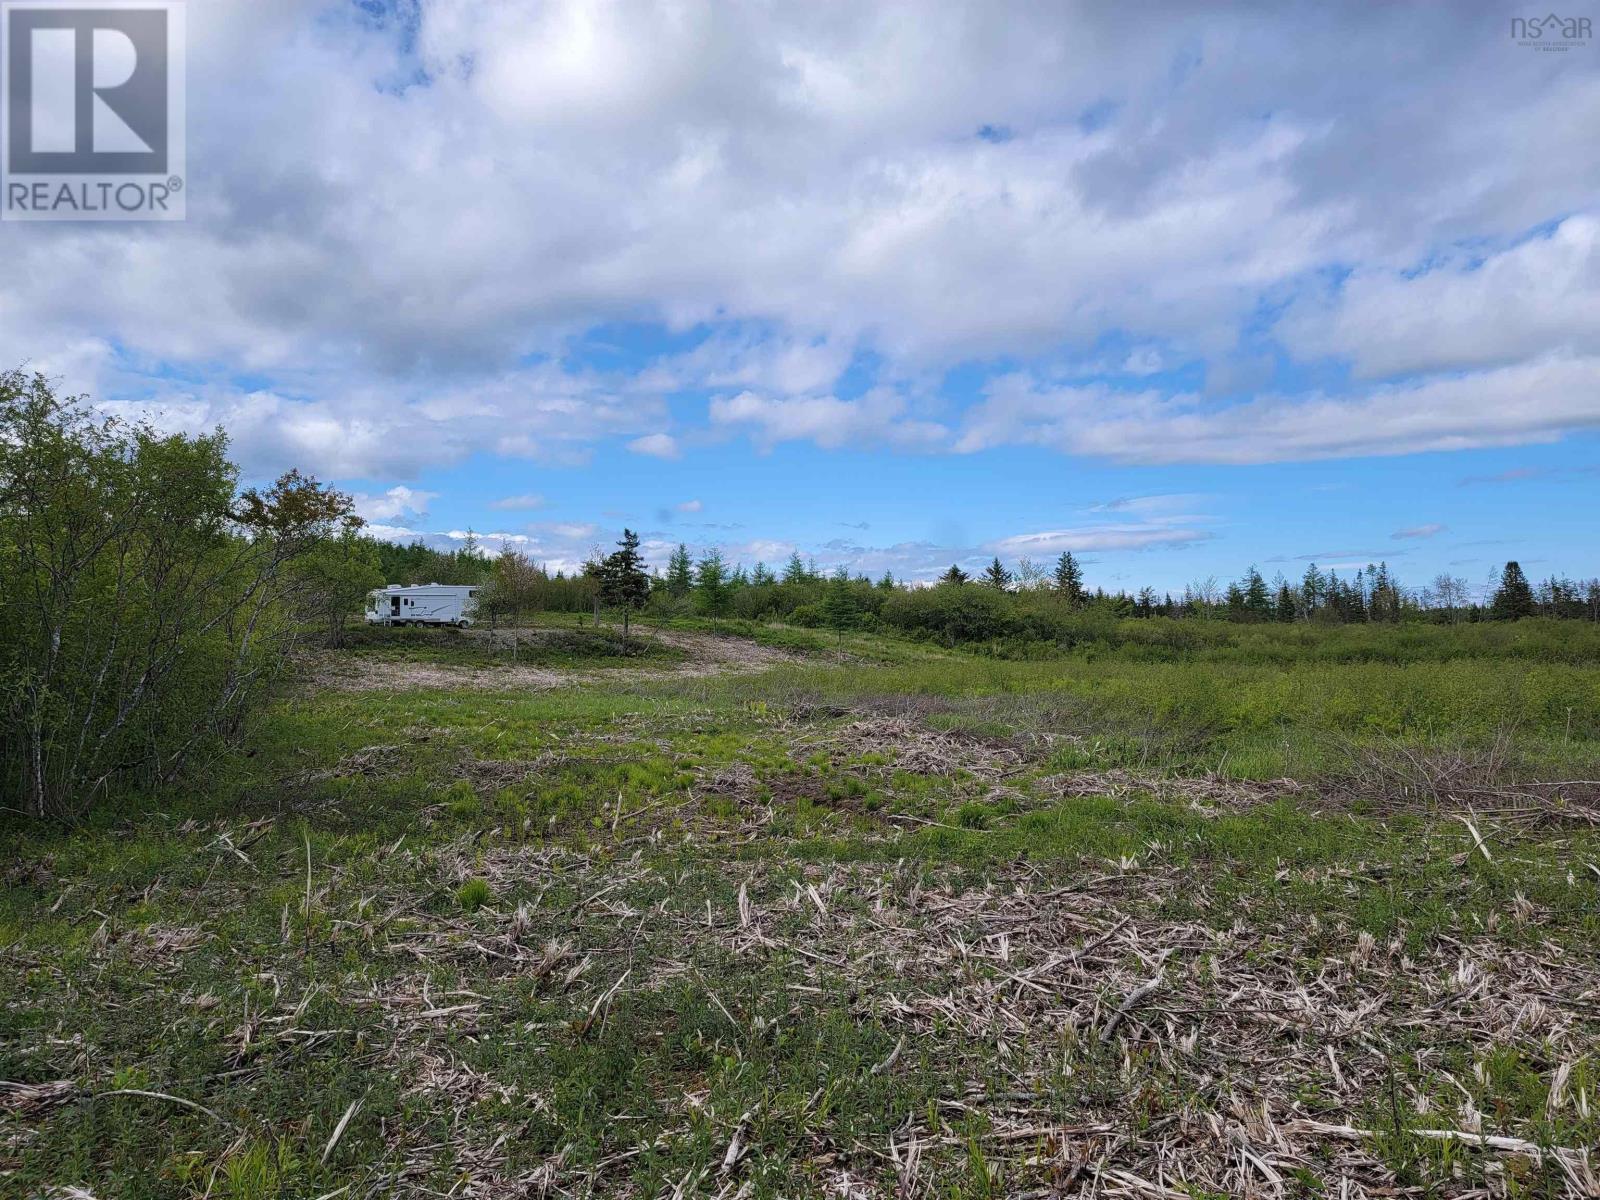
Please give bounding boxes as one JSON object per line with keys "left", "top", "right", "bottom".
{"left": 4, "top": 621, "right": 1600, "bottom": 1198}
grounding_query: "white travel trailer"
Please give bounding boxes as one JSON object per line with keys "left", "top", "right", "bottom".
{"left": 365, "top": 583, "right": 481, "bottom": 627}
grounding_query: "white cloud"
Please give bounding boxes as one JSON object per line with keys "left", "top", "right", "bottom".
{"left": 710, "top": 389, "right": 948, "bottom": 451}
{"left": 92, "top": 364, "right": 665, "bottom": 479}
{"left": 954, "top": 357, "right": 1600, "bottom": 465}
{"left": 988, "top": 525, "right": 1211, "bottom": 555}
{"left": 536, "top": 522, "right": 599, "bottom": 540}
{"left": 3, "top": 1, "right": 1597, "bottom": 476}
{"left": 489, "top": 493, "right": 547, "bottom": 510}
{"left": 1279, "top": 216, "right": 1600, "bottom": 379}
{"left": 675, "top": 499, "right": 704, "bottom": 514}
{"left": 633, "top": 331, "right": 854, "bottom": 396}
{"left": 1090, "top": 493, "right": 1212, "bottom": 515}
{"left": 353, "top": 485, "right": 437, "bottom": 522}
{"left": 1121, "top": 347, "right": 1166, "bottom": 376}
{"left": 627, "top": 433, "right": 680, "bottom": 459}
{"left": 987, "top": 495, "right": 1215, "bottom": 557}
{"left": 1392, "top": 523, "right": 1445, "bottom": 540}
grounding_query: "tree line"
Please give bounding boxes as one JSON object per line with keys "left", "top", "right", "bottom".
{"left": 386, "top": 529, "right": 1600, "bottom": 632}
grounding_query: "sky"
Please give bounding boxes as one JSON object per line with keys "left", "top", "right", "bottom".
{"left": 4, "top": 0, "right": 1598, "bottom": 596}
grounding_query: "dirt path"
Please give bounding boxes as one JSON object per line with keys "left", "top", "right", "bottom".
{"left": 307, "top": 627, "right": 801, "bottom": 694}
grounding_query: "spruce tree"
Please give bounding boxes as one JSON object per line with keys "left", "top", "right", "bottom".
{"left": 1273, "top": 575, "right": 1296, "bottom": 622}
{"left": 1052, "top": 551, "right": 1085, "bottom": 607}
{"left": 598, "top": 528, "right": 650, "bottom": 640}
{"left": 820, "top": 568, "right": 859, "bottom": 630}
{"left": 1243, "top": 566, "right": 1271, "bottom": 620}
{"left": 1300, "top": 564, "right": 1322, "bottom": 619}
{"left": 1225, "top": 581, "right": 1247, "bottom": 622}
{"left": 694, "top": 549, "right": 733, "bottom": 619}
{"left": 1490, "top": 561, "right": 1536, "bottom": 620}
{"left": 1326, "top": 569, "right": 1347, "bottom": 621}
{"left": 665, "top": 543, "right": 694, "bottom": 598}
{"left": 939, "top": 563, "right": 969, "bottom": 586}
{"left": 1369, "top": 562, "right": 1400, "bottom": 622}
{"left": 780, "top": 552, "right": 808, "bottom": 585}
{"left": 982, "top": 556, "right": 1012, "bottom": 590}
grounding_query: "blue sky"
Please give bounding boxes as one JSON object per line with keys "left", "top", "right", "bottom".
{"left": 354, "top": 404, "right": 1600, "bottom": 598}
{"left": 2, "top": 2, "right": 1596, "bottom": 596}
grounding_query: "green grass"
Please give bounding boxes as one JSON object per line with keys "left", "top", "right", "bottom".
{"left": 3, "top": 622, "right": 1599, "bottom": 1197}
{"left": 335, "top": 623, "right": 690, "bottom": 667}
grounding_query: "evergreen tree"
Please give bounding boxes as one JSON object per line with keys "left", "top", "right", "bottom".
{"left": 665, "top": 543, "right": 694, "bottom": 598}
{"left": 1052, "top": 551, "right": 1085, "bottom": 606}
{"left": 1300, "top": 563, "right": 1323, "bottom": 619}
{"left": 1326, "top": 569, "right": 1349, "bottom": 621}
{"left": 597, "top": 528, "right": 651, "bottom": 638}
{"left": 694, "top": 549, "right": 733, "bottom": 619}
{"left": 1225, "top": 581, "right": 1248, "bottom": 622}
{"left": 877, "top": 570, "right": 896, "bottom": 590}
{"left": 1242, "top": 566, "right": 1271, "bottom": 620}
{"left": 939, "top": 563, "right": 969, "bottom": 586}
{"left": 982, "top": 556, "right": 1012, "bottom": 591}
{"left": 781, "top": 551, "right": 809, "bottom": 585}
{"left": 1369, "top": 561, "right": 1401, "bottom": 622}
{"left": 1273, "top": 574, "right": 1296, "bottom": 622}
{"left": 1136, "top": 586, "right": 1157, "bottom": 617}
{"left": 750, "top": 561, "right": 776, "bottom": 587}
{"left": 1535, "top": 575, "right": 1583, "bottom": 619}
{"left": 820, "top": 567, "right": 860, "bottom": 629}
{"left": 1490, "top": 560, "right": 1536, "bottom": 620}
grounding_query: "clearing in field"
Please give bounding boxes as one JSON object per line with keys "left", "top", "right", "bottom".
{"left": 4, "top": 622, "right": 1600, "bottom": 1198}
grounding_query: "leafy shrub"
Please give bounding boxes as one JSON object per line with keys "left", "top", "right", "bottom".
{"left": 789, "top": 603, "right": 825, "bottom": 628}
{"left": 880, "top": 584, "right": 1017, "bottom": 643}
{"left": 1, "top": 371, "right": 358, "bottom": 820}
